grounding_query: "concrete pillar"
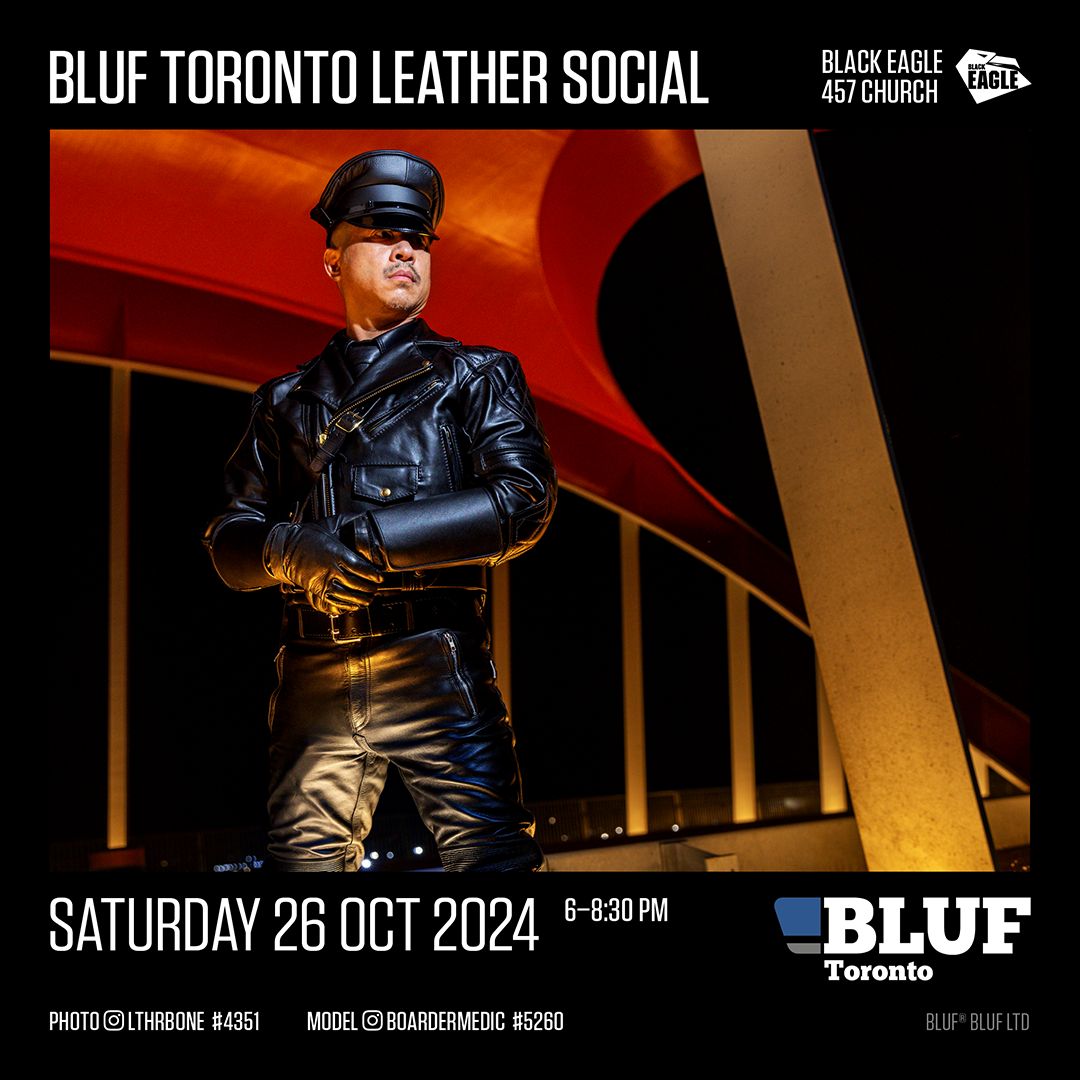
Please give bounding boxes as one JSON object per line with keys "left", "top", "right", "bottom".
{"left": 695, "top": 129, "right": 994, "bottom": 870}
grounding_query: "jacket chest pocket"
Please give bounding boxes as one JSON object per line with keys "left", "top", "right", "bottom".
{"left": 351, "top": 462, "right": 420, "bottom": 504}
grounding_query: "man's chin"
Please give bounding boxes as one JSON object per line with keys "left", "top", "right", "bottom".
{"left": 385, "top": 295, "right": 427, "bottom": 318}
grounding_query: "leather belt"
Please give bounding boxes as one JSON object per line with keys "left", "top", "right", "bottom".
{"left": 375, "top": 566, "right": 486, "bottom": 592}
{"left": 283, "top": 592, "right": 485, "bottom": 643}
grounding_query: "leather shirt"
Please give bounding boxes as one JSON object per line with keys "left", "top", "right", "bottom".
{"left": 204, "top": 318, "right": 557, "bottom": 597}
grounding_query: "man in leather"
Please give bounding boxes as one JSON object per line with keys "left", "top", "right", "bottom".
{"left": 203, "top": 149, "right": 556, "bottom": 872}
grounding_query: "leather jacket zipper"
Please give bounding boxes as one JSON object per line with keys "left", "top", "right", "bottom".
{"left": 304, "top": 361, "right": 435, "bottom": 522}
{"left": 318, "top": 362, "right": 433, "bottom": 446}
{"left": 440, "top": 424, "right": 464, "bottom": 490}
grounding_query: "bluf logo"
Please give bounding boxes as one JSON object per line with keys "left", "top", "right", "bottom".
{"left": 774, "top": 897, "right": 1029, "bottom": 981}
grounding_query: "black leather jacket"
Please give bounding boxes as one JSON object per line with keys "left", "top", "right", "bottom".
{"left": 204, "top": 318, "right": 556, "bottom": 595}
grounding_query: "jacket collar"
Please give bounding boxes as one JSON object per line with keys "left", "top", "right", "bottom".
{"left": 290, "top": 318, "right": 458, "bottom": 412}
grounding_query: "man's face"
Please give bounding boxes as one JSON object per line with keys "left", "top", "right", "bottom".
{"left": 325, "top": 224, "right": 433, "bottom": 330}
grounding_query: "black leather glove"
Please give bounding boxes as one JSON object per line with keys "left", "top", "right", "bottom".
{"left": 264, "top": 521, "right": 383, "bottom": 614}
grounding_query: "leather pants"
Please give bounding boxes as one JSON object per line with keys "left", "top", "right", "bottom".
{"left": 266, "top": 611, "right": 542, "bottom": 872}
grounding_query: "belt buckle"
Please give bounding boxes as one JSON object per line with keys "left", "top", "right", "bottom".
{"left": 328, "top": 608, "right": 376, "bottom": 642}
{"left": 328, "top": 613, "right": 361, "bottom": 643}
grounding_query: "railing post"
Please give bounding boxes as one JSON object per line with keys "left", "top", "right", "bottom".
{"left": 727, "top": 578, "right": 757, "bottom": 823}
{"left": 621, "top": 516, "right": 648, "bottom": 835}
{"left": 817, "top": 657, "right": 848, "bottom": 813}
{"left": 490, "top": 562, "right": 512, "bottom": 718}
{"left": 107, "top": 366, "right": 131, "bottom": 852}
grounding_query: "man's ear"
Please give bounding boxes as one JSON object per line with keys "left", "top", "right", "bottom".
{"left": 324, "top": 248, "right": 341, "bottom": 280}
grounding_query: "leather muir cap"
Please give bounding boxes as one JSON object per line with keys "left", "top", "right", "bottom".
{"left": 310, "top": 149, "right": 444, "bottom": 244}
